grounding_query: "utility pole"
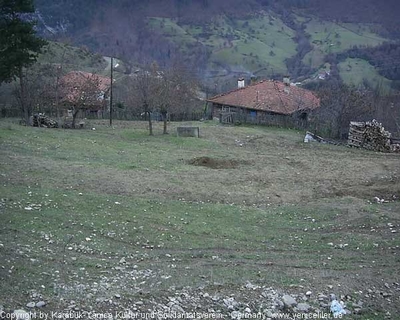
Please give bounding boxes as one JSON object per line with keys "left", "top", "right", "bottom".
{"left": 110, "top": 56, "right": 113, "bottom": 127}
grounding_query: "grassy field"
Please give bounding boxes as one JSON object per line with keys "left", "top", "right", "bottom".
{"left": 1, "top": 119, "right": 399, "bottom": 318}
{"left": 338, "top": 58, "right": 392, "bottom": 94}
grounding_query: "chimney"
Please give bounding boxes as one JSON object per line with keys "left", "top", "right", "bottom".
{"left": 283, "top": 76, "right": 290, "bottom": 86}
{"left": 238, "top": 78, "right": 245, "bottom": 89}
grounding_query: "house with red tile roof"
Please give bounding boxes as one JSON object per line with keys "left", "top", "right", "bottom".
{"left": 207, "top": 79, "right": 320, "bottom": 127}
{"left": 60, "top": 71, "right": 111, "bottom": 113}
{"left": 59, "top": 71, "right": 111, "bottom": 127}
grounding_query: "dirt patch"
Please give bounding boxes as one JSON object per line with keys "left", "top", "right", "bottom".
{"left": 188, "top": 156, "right": 245, "bottom": 169}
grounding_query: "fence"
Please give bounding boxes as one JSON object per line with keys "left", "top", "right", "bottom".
{"left": 86, "top": 110, "right": 205, "bottom": 122}
{"left": 219, "top": 112, "right": 309, "bottom": 129}
{"left": 1, "top": 106, "right": 205, "bottom": 123}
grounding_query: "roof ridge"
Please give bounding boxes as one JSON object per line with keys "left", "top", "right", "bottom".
{"left": 206, "top": 78, "right": 320, "bottom": 115}
{"left": 208, "top": 79, "right": 273, "bottom": 101}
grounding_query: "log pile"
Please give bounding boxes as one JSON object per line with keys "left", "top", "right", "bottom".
{"left": 348, "top": 120, "right": 399, "bottom": 152}
{"left": 32, "top": 114, "right": 58, "bottom": 128}
{"left": 391, "top": 139, "right": 400, "bottom": 153}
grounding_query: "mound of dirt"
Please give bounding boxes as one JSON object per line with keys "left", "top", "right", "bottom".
{"left": 188, "top": 156, "right": 243, "bottom": 169}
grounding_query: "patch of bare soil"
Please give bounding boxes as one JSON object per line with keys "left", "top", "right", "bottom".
{"left": 188, "top": 156, "right": 245, "bottom": 169}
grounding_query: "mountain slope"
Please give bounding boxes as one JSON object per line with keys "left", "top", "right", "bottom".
{"left": 31, "top": 0, "right": 400, "bottom": 91}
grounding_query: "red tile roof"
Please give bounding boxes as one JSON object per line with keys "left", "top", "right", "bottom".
{"left": 60, "top": 71, "right": 111, "bottom": 106}
{"left": 208, "top": 80, "right": 320, "bottom": 115}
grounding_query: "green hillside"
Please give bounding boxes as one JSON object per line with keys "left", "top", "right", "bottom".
{"left": 37, "top": 41, "right": 108, "bottom": 73}
{"left": 147, "top": 11, "right": 397, "bottom": 92}
{"left": 28, "top": 0, "right": 400, "bottom": 92}
{"left": 302, "top": 17, "right": 387, "bottom": 68}
{"left": 338, "top": 58, "right": 392, "bottom": 94}
{"left": 148, "top": 13, "right": 297, "bottom": 78}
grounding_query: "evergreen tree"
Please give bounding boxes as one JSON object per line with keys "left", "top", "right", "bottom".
{"left": 0, "top": 0, "right": 46, "bottom": 124}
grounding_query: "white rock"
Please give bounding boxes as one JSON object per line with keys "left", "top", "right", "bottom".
{"left": 36, "top": 301, "right": 46, "bottom": 308}
{"left": 275, "top": 299, "right": 285, "bottom": 310}
{"left": 306, "top": 291, "right": 312, "bottom": 296}
{"left": 223, "top": 297, "right": 238, "bottom": 308}
{"left": 296, "top": 303, "right": 310, "bottom": 312}
{"left": 282, "top": 295, "right": 297, "bottom": 307}
{"left": 26, "top": 302, "right": 35, "bottom": 308}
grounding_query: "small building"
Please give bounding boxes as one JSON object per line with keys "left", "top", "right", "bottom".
{"left": 207, "top": 79, "right": 320, "bottom": 127}
{"left": 60, "top": 71, "right": 111, "bottom": 119}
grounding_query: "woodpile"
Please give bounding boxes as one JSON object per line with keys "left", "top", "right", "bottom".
{"left": 391, "top": 139, "right": 400, "bottom": 153}
{"left": 348, "top": 120, "right": 399, "bottom": 152}
{"left": 32, "top": 114, "right": 58, "bottom": 128}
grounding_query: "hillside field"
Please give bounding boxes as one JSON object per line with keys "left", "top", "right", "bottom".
{"left": 0, "top": 119, "right": 399, "bottom": 319}
{"left": 338, "top": 58, "right": 392, "bottom": 94}
{"left": 147, "top": 14, "right": 298, "bottom": 78}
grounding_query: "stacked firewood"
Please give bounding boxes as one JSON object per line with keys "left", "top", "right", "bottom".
{"left": 348, "top": 120, "right": 394, "bottom": 152}
{"left": 32, "top": 113, "right": 58, "bottom": 128}
{"left": 391, "top": 138, "right": 400, "bottom": 153}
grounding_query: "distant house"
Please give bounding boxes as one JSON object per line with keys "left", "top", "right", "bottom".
{"left": 318, "top": 71, "right": 330, "bottom": 80}
{"left": 207, "top": 79, "right": 320, "bottom": 127}
{"left": 60, "top": 71, "right": 111, "bottom": 118}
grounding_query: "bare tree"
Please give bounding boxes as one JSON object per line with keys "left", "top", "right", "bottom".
{"left": 155, "top": 65, "right": 198, "bottom": 134}
{"left": 126, "top": 62, "right": 199, "bottom": 135}
{"left": 55, "top": 49, "right": 67, "bottom": 121}
{"left": 128, "top": 69, "right": 157, "bottom": 135}
{"left": 12, "top": 63, "right": 60, "bottom": 120}
{"left": 312, "top": 83, "right": 374, "bottom": 138}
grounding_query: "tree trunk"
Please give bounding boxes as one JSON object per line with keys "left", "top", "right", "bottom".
{"left": 19, "top": 66, "right": 29, "bottom": 125}
{"left": 147, "top": 111, "right": 153, "bottom": 135}
{"left": 72, "top": 109, "right": 79, "bottom": 129}
{"left": 55, "top": 74, "right": 60, "bottom": 121}
{"left": 162, "top": 111, "right": 168, "bottom": 134}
